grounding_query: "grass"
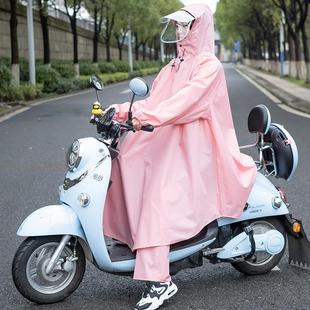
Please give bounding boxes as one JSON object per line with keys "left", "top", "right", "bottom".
{"left": 284, "top": 77, "right": 310, "bottom": 89}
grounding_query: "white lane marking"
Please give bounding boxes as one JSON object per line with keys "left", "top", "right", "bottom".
{"left": 234, "top": 67, "right": 281, "bottom": 104}
{"left": 120, "top": 88, "right": 131, "bottom": 94}
{"left": 272, "top": 266, "right": 280, "bottom": 271}
{"left": 277, "top": 103, "right": 310, "bottom": 119}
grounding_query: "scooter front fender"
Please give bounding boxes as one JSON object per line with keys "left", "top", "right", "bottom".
{"left": 17, "top": 204, "right": 86, "bottom": 241}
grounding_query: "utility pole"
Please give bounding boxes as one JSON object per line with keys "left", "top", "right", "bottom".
{"left": 279, "top": 10, "right": 285, "bottom": 78}
{"left": 127, "top": 27, "right": 133, "bottom": 72}
{"left": 27, "top": 0, "right": 36, "bottom": 84}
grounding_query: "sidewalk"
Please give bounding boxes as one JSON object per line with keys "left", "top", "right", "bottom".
{"left": 236, "top": 64, "right": 310, "bottom": 114}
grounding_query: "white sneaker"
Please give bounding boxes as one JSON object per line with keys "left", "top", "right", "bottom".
{"left": 134, "top": 281, "right": 178, "bottom": 310}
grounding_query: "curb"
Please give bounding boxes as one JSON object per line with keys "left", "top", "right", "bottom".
{"left": 236, "top": 65, "right": 310, "bottom": 115}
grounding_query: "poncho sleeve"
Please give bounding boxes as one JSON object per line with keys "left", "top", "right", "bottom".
{"left": 113, "top": 56, "right": 222, "bottom": 126}
{"left": 111, "top": 67, "right": 164, "bottom": 122}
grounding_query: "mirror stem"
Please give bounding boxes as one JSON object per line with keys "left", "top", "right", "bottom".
{"left": 128, "top": 93, "right": 136, "bottom": 122}
{"left": 96, "top": 90, "right": 100, "bottom": 102}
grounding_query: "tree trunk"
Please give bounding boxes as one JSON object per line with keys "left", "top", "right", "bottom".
{"left": 93, "top": 9, "right": 98, "bottom": 63}
{"left": 148, "top": 40, "right": 153, "bottom": 60}
{"left": 154, "top": 36, "right": 159, "bottom": 60}
{"left": 288, "top": 34, "right": 295, "bottom": 77}
{"left": 241, "top": 39, "right": 246, "bottom": 59}
{"left": 9, "top": 0, "right": 19, "bottom": 84}
{"left": 142, "top": 43, "right": 146, "bottom": 61}
{"left": 69, "top": 18, "right": 78, "bottom": 64}
{"left": 292, "top": 32, "right": 302, "bottom": 79}
{"left": 38, "top": 0, "right": 50, "bottom": 64}
{"left": 10, "top": 0, "right": 19, "bottom": 65}
{"left": 301, "top": 28, "right": 310, "bottom": 83}
{"left": 134, "top": 32, "right": 139, "bottom": 60}
{"left": 93, "top": 32, "right": 99, "bottom": 63}
{"left": 115, "top": 32, "right": 126, "bottom": 61}
{"left": 40, "top": 14, "right": 50, "bottom": 64}
{"left": 106, "top": 39, "right": 111, "bottom": 62}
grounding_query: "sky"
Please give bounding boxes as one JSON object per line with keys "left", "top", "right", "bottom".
{"left": 181, "top": 0, "right": 219, "bottom": 13}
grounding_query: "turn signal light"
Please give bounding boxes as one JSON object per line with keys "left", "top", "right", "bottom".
{"left": 292, "top": 222, "right": 301, "bottom": 233}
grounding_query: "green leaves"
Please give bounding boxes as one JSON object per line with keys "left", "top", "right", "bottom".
{"left": 215, "top": 0, "right": 280, "bottom": 51}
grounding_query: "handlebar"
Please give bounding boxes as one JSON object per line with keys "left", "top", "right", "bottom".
{"left": 141, "top": 124, "right": 154, "bottom": 132}
{"left": 92, "top": 108, "right": 154, "bottom": 141}
{"left": 120, "top": 122, "right": 154, "bottom": 132}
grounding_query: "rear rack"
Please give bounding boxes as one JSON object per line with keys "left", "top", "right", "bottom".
{"left": 240, "top": 132, "right": 277, "bottom": 177}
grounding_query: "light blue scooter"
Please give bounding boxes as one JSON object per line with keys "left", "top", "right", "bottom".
{"left": 12, "top": 76, "right": 310, "bottom": 304}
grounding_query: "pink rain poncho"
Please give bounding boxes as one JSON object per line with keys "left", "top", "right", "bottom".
{"left": 103, "top": 4, "right": 257, "bottom": 251}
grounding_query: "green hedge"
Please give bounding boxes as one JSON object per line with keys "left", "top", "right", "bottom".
{"left": 99, "top": 62, "right": 117, "bottom": 73}
{"left": 0, "top": 83, "right": 41, "bottom": 102}
{"left": 80, "top": 67, "right": 160, "bottom": 88}
{"left": 19, "top": 84, "right": 42, "bottom": 100}
{"left": 0, "top": 60, "right": 160, "bottom": 103}
{"left": 51, "top": 62, "right": 76, "bottom": 79}
{"left": 111, "top": 60, "right": 129, "bottom": 72}
{"left": 0, "top": 65, "right": 12, "bottom": 89}
{"left": 0, "top": 85, "right": 24, "bottom": 102}
{"left": 80, "top": 62, "right": 100, "bottom": 75}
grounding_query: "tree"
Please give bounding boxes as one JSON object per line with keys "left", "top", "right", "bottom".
{"left": 216, "top": 0, "right": 282, "bottom": 61}
{"left": 36, "top": 0, "right": 50, "bottom": 64}
{"left": 130, "top": 0, "right": 182, "bottom": 60}
{"left": 272, "top": 0, "right": 309, "bottom": 81}
{"left": 101, "top": 0, "right": 116, "bottom": 62}
{"left": 112, "top": 1, "right": 134, "bottom": 60}
{"left": 9, "top": 0, "right": 19, "bottom": 84}
{"left": 64, "top": 0, "right": 82, "bottom": 75}
{"left": 84, "top": 0, "right": 104, "bottom": 63}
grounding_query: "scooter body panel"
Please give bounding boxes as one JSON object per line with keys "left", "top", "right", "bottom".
{"left": 107, "top": 238, "right": 216, "bottom": 273}
{"left": 17, "top": 204, "right": 87, "bottom": 241}
{"left": 217, "top": 230, "right": 285, "bottom": 259}
{"left": 59, "top": 137, "right": 115, "bottom": 271}
{"left": 217, "top": 172, "right": 289, "bottom": 227}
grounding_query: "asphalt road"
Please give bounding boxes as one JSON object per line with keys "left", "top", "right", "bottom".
{"left": 0, "top": 64, "right": 310, "bottom": 310}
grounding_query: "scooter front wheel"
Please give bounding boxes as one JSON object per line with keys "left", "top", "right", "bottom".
{"left": 231, "top": 218, "right": 286, "bottom": 275}
{"left": 12, "top": 235, "right": 85, "bottom": 304}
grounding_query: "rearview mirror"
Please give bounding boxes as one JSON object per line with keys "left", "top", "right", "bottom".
{"left": 129, "top": 78, "right": 149, "bottom": 97}
{"left": 90, "top": 75, "right": 104, "bottom": 91}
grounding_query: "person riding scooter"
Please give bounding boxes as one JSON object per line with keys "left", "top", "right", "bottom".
{"left": 103, "top": 4, "right": 257, "bottom": 310}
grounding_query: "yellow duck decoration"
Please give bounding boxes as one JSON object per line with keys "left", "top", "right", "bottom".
{"left": 91, "top": 101, "right": 105, "bottom": 116}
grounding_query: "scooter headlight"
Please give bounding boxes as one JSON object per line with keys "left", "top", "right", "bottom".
{"left": 66, "top": 140, "right": 81, "bottom": 171}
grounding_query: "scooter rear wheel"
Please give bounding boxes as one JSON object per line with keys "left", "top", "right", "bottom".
{"left": 12, "top": 235, "right": 85, "bottom": 304}
{"left": 231, "top": 218, "right": 286, "bottom": 275}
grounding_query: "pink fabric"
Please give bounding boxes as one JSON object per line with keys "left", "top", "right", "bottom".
{"left": 134, "top": 246, "right": 171, "bottom": 282}
{"left": 103, "top": 4, "right": 257, "bottom": 251}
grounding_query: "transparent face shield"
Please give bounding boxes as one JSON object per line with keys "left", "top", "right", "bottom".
{"left": 160, "top": 19, "right": 192, "bottom": 44}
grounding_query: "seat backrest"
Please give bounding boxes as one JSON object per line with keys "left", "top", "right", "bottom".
{"left": 248, "top": 104, "right": 271, "bottom": 134}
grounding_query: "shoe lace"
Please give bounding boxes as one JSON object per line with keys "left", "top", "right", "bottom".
{"left": 142, "top": 281, "right": 156, "bottom": 298}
